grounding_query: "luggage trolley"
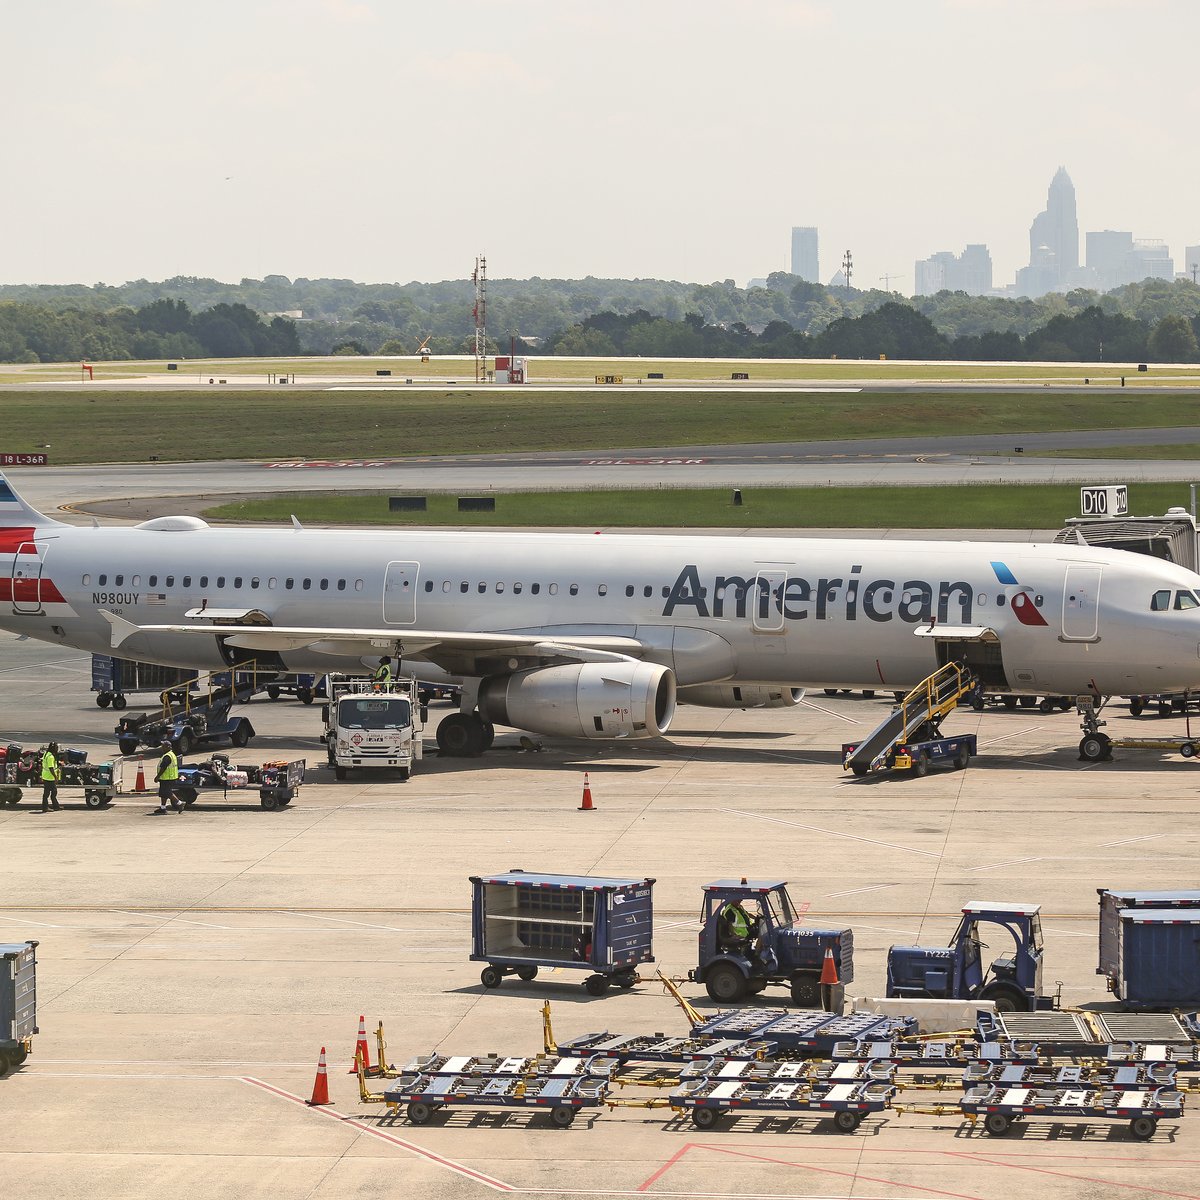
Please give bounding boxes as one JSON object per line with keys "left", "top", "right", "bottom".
{"left": 382, "top": 1070, "right": 610, "bottom": 1128}
{"left": 961, "top": 1083, "right": 1185, "bottom": 1139}
{"left": 963, "top": 1061, "right": 1178, "bottom": 1089}
{"left": 672, "top": 1076, "right": 897, "bottom": 1133}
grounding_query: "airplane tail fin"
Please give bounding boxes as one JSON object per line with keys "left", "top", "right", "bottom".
{"left": 0, "top": 471, "right": 66, "bottom": 530}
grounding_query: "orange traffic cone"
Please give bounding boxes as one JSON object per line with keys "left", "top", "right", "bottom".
{"left": 349, "top": 1015, "right": 371, "bottom": 1074}
{"left": 134, "top": 756, "right": 146, "bottom": 792}
{"left": 308, "top": 1046, "right": 332, "bottom": 1106}
{"left": 579, "top": 772, "right": 595, "bottom": 811}
{"left": 820, "top": 945, "right": 840, "bottom": 986}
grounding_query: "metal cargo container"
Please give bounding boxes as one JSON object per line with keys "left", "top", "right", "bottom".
{"left": 1097, "top": 888, "right": 1200, "bottom": 991}
{"left": 1, "top": 940, "right": 38, "bottom": 1072}
{"left": 470, "top": 870, "right": 654, "bottom": 996}
{"left": 1111, "top": 909, "right": 1200, "bottom": 1009}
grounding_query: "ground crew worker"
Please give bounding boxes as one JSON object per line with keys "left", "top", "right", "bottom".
{"left": 719, "top": 899, "right": 757, "bottom": 951}
{"left": 373, "top": 656, "right": 393, "bottom": 690}
{"left": 40, "top": 741, "right": 62, "bottom": 812}
{"left": 153, "top": 740, "right": 182, "bottom": 814}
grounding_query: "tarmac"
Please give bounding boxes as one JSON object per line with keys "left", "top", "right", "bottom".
{"left": 2, "top": 631, "right": 1199, "bottom": 1199}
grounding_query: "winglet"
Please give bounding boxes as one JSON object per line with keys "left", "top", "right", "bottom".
{"left": 99, "top": 610, "right": 141, "bottom": 649}
{"left": 291, "top": 514, "right": 303, "bottom": 529}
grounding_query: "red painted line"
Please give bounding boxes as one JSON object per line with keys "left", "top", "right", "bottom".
{"left": 638, "top": 1142, "right": 698, "bottom": 1193}
{"left": 703, "top": 1144, "right": 990, "bottom": 1200}
{"left": 241, "top": 1076, "right": 514, "bottom": 1192}
{"left": 955, "top": 1151, "right": 1200, "bottom": 1200}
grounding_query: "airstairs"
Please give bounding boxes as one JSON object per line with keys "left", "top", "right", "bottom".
{"left": 842, "top": 663, "right": 977, "bottom": 776}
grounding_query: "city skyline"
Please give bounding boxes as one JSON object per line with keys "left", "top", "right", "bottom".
{"left": 2, "top": 2, "right": 1199, "bottom": 291}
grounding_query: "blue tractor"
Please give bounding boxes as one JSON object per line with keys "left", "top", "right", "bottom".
{"left": 886, "top": 901, "right": 1055, "bottom": 1013}
{"left": 688, "top": 879, "right": 853, "bottom": 1007}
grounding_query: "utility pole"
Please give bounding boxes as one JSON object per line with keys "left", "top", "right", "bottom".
{"left": 842, "top": 250, "right": 853, "bottom": 290}
{"left": 472, "top": 254, "right": 487, "bottom": 382}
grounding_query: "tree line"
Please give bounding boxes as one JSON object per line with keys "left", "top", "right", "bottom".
{"left": 1, "top": 273, "right": 1199, "bottom": 363}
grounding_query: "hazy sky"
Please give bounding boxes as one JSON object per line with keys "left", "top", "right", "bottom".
{"left": 4, "top": 0, "right": 1198, "bottom": 293}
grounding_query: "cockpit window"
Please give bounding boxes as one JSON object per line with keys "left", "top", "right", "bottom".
{"left": 1176, "top": 591, "right": 1200, "bottom": 611}
{"left": 1151, "top": 590, "right": 1171, "bottom": 611}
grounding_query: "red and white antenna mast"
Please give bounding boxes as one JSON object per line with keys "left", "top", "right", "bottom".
{"left": 472, "top": 253, "right": 487, "bottom": 382}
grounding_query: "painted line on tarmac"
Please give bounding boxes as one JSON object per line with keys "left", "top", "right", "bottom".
{"left": 824, "top": 883, "right": 898, "bottom": 899}
{"left": 1100, "top": 832, "right": 1168, "bottom": 847}
{"left": 724, "top": 810, "right": 942, "bottom": 859}
{"left": 799, "top": 700, "right": 862, "bottom": 724}
{"left": 977, "top": 725, "right": 1041, "bottom": 748}
{"left": 952, "top": 1149, "right": 1200, "bottom": 1200}
{"left": 275, "top": 910, "right": 454, "bottom": 934}
{"left": 241, "top": 1077, "right": 515, "bottom": 1191}
{"left": 108, "top": 908, "right": 231, "bottom": 929}
{"left": 965, "top": 856, "right": 1042, "bottom": 873}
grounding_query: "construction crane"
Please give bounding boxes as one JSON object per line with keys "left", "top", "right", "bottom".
{"left": 415, "top": 334, "right": 431, "bottom": 363}
{"left": 879, "top": 272, "right": 904, "bottom": 292}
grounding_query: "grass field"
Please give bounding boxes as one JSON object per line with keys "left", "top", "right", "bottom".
{"left": 4, "top": 386, "right": 1200, "bottom": 464}
{"left": 204, "top": 483, "right": 1198, "bottom": 529}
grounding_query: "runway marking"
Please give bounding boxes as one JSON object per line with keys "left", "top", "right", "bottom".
{"left": 724, "top": 810, "right": 942, "bottom": 859}
{"left": 965, "top": 857, "right": 1042, "bottom": 873}
{"left": 977, "top": 726, "right": 1041, "bottom": 748}
{"left": 241, "top": 1077, "right": 515, "bottom": 1191}
{"left": 799, "top": 700, "right": 862, "bottom": 725}
{"left": 107, "top": 908, "right": 232, "bottom": 930}
{"left": 0, "top": 915, "right": 67, "bottom": 928}
{"left": 275, "top": 909, "right": 451, "bottom": 933}
{"left": 1100, "top": 832, "right": 1168, "bottom": 847}
{"left": 953, "top": 1149, "right": 1200, "bottom": 1200}
{"left": 824, "top": 883, "right": 898, "bottom": 899}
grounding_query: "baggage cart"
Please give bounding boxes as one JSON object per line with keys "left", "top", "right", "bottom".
{"left": 960, "top": 1082, "right": 1184, "bottom": 1139}
{"left": 91, "top": 655, "right": 197, "bottom": 710}
{"left": 382, "top": 1069, "right": 609, "bottom": 1127}
{"left": 672, "top": 1075, "right": 896, "bottom": 1132}
{"left": 2, "top": 751, "right": 122, "bottom": 810}
{"left": 470, "top": 871, "right": 654, "bottom": 996}
{"left": 554, "top": 1030, "right": 778, "bottom": 1065}
{"left": 1, "top": 941, "right": 37, "bottom": 1074}
{"left": 174, "top": 755, "right": 306, "bottom": 810}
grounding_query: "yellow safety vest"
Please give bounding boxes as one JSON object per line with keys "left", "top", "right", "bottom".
{"left": 41, "top": 751, "right": 59, "bottom": 781}
{"left": 722, "top": 903, "right": 750, "bottom": 939}
{"left": 159, "top": 750, "right": 179, "bottom": 781}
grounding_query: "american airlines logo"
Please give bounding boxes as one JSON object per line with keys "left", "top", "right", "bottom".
{"left": 661, "top": 564, "right": 976, "bottom": 624}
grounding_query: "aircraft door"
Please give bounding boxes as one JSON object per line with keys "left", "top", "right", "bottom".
{"left": 1061, "top": 565, "right": 1102, "bottom": 641}
{"left": 382, "top": 560, "right": 419, "bottom": 625}
{"left": 752, "top": 568, "right": 787, "bottom": 634}
{"left": 10, "top": 543, "right": 44, "bottom": 614}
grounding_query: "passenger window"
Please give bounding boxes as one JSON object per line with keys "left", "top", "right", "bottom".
{"left": 354, "top": 580, "right": 364, "bottom": 591}
{"left": 82, "top": 573, "right": 91, "bottom": 585}
{"left": 977, "top": 594, "right": 987, "bottom": 606}
{"left": 598, "top": 584, "right": 607, "bottom": 596}
{"left": 625, "top": 585, "right": 635, "bottom": 597}
{"left": 319, "top": 579, "right": 328, "bottom": 591}
{"left": 531, "top": 583, "right": 540, "bottom": 595}
{"left": 478, "top": 582, "right": 486, "bottom": 593}
{"left": 442, "top": 581, "right": 450, "bottom": 593}
{"left": 662, "top": 585, "right": 670, "bottom": 598}
{"left": 115, "top": 575, "right": 124, "bottom": 585}
{"left": 302, "top": 579, "right": 311, "bottom": 590}
{"left": 460, "top": 582, "right": 469, "bottom": 593}
{"left": 181, "top": 576, "right": 190, "bottom": 587}
{"left": 643, "top": 586, "right": 652, "bottom": 598}
{"left": 217, "top": 576, "right": 225, "bottom": 588}
{"left": 98, "top": 574, "right": 107, "bottom": 585}
{"left": 496, "top": 583, "right": 505, "bottom": 594}
{"left": 252, "top": 578, "right": 261, "bottom": 590}
{"left": 513, "top": 583, "right": 522, "bottom": 594}
{"left": 150, "top": 575, "right": 158, "bottom": 586}
{"left": 1176, "top": 591, "right": 1199, "bottom": 610}
{"left": 198, "top": 576, "right": 207, "bottom": 588}
{"left": 269, "top": 578, "right": 277, "bottom": 589}
{"left": 165, "top": 576, "right": 174, "bottom": 587}
{"left": 132, "top": 575, "right": 141, "bottom": 586}
{"left": 424, "top": 580, "right": 433, "bottom": 592}
{"left": 548, "top": 583, "right": 558, "bottom": 596}
{"left": 285, "top": 578, "right": 294, "bottom": 590}
{"left": 337, "top": 579, "right": 346, "bottom": 591}
{"left": 570, "top": 584, "right": 579, "bottom": 596}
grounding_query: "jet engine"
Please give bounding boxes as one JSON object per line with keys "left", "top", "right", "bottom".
{"left": 678, "top": 684, "right": 805, "bottom": 709}
{"left": 478, "top": 662, "right": 676, "bottom": 740}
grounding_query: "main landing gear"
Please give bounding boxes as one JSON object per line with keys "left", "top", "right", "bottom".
{"left": 436, "top": 712, "right": 495, "bottom": 757}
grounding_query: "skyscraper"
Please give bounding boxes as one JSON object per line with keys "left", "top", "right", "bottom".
{"left": 1015, "top": 167, "right": 1079, "bottom": 297}
{"left": 914, "top": 244, "right": 993, "bottom": 296}
{"left": 790, "top": 227, "right": 819, "bottom": 283}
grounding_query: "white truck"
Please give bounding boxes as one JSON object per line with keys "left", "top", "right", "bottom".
{"left": 323, "top": 676, "right": 425, "bottom": 781}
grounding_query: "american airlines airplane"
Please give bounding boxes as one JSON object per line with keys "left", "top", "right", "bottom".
{"left": 3, "top": 469, "right": 1200, "bottom": 755}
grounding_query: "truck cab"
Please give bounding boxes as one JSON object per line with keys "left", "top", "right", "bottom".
{"left": 689, "top": 879, "right": 852, "bottom": 1007}
{"left": 323, "top": 675, "right": 424, "bottom": 781}
{"left": 886, "top": 901, "right": 1052, "bottom": 1012}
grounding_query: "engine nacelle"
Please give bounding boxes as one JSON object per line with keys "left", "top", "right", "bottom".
{"left": 478, "top": 662, "right": 676, "bottom": 740}
{"left": 678, "top": 684, "right": 805, "bottom": 709}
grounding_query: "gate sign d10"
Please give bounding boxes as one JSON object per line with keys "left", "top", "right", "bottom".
{"left": 1080, "top": 485, "right": 1128, "bottom": 517}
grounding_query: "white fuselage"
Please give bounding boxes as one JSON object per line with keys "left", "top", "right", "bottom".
{"left": 6, "top": 521, "right": 1200, "bottom": 697}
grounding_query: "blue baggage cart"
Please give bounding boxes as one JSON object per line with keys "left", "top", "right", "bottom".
{"left": 470, "top": 870, "right": 654, "bottom": 996}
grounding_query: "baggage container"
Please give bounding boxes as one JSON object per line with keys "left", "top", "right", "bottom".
{"left": 1109, "top": 909, "right": 1200, "bottom": 1009}
{"left": 1097, "top": 888, "right": 1200, "bottom": 998}
{"left": 1, "top": 940, "right": 38, "bottom": 1073}
{"left": 470, "top": 870, "right": 654, "bottom": 996}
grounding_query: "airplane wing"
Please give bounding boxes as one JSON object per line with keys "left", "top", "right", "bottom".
{"left": 99, "top": 612, "right": 645, "bottom": 675}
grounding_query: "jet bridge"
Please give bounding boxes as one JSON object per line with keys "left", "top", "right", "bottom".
{"left": 842, "top": 662, "right": 977, "bottom": 776}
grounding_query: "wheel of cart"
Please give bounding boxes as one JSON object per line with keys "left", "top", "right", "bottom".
{"left": 584, "top": 974, "right": 610, "bottom": 996}
{"left": 953, "top": 745, "right": 971, "bottom": 769}
{"left": 260, "top": 793, "right": 279, "bottom": 811}
{"left": 178, "top": 787, "right": 198, "bottom": 806}
{"left": 833, "top": 1110, "right": 862, "bottom": 1133}
{"left": 174, "top": 730, "right": 195, "bottom": 756}
{"left": 911, "top": 750, "right": 930, "bottom": 777}
{"left": 84, "top": 789, "right": 108, "bottom": 810}
{"left": 118, "top": 737, "right": 139, "bottom": 756}
{"left": 1181, "top": 742, "right": 1198, "bottom": 758}
{"left": 406, "top": 1101, "right": 436, "bottom": 1125}
{"left": 614, "top": 971, "right": 637, "bottom": 989}
{"left": 96, "top": 691, "right": 111, "bottom": 708}
{"left": 1129, "top": 1115, "right": 1158, "bottom": 1141}
{"left": 550, "top": 1106, "right": 576, "bottom": 1128}
{"left": 690, "top": 1106, "right": 719, "bottom": 1130}
{"left": 480, "top": 965, "right": 504, "bottom": 989}
{"left": 1079, "top": 733, "right": 1111, "bottom": 762}
{"left": 983, "top": 1112, "right": 1012, "bottom": 1136}
{"left": 516, "top": 965, "right": 538, "bottom": 981}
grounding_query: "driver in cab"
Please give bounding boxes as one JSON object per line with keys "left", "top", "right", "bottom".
{"left": 719, "top": 898, "right": 760, "bottom": 953}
